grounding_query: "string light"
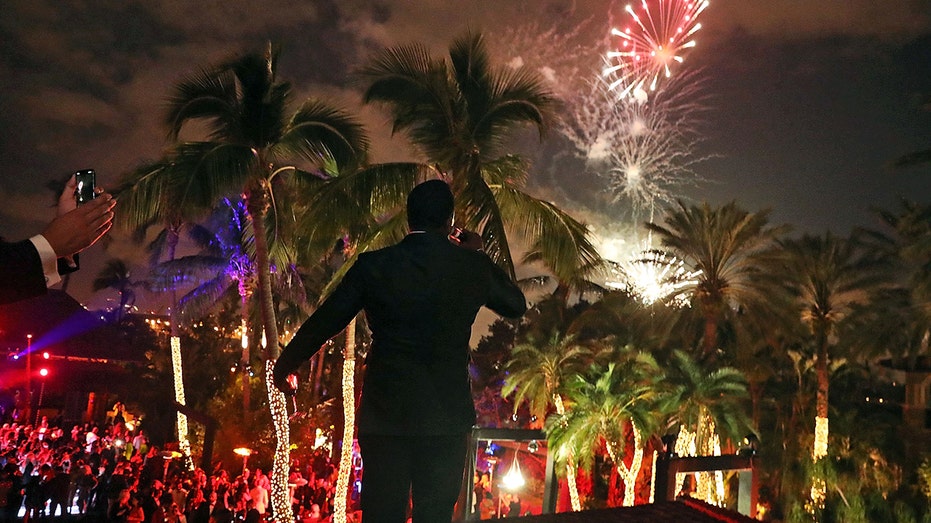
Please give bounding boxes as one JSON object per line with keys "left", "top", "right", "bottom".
{"left": 170, "top": 336, "right": 192, "bottom": 463}
{"left": 649, "top": 450, "right": 658, "bottom": 503}
{"left": 334, "top": 318, "right": 357, "bottom": 523}
{"left": 266, "top": 361, "right": 292, "bottom": 522}
{"left": 808, "top": 415, "right": 829, "bottom": 512}
{"left": 622, "top": 425, "right": 645, "bottom": 507}
{"left": 813, "top": 416, "right": 828, "bottom": 460}
{"left": 554, "top": 394, "right": 582, "bottom": 511}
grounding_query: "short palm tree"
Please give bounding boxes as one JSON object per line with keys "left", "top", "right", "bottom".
{"left": 547, "top": 350, "right": 664, "bottom": 507}
{"left": 358, "top": 32, "right": 603, "bottom": 290}
{"left": 646, "top": 201, "right": 788, "bottom": 361}
{"left": 143, "top": 43, "right": 368, "bottom": 521}
{"left": 503, "top": 332, "right": 596, "bottom": 510}
{"left": 151, "top": 198, "right": 305, "bottom": 421}
{"left": 662, "top": 349, "right": 751, "bottom": 505}
{"left": 118, "top": 157, "right": 218, "bottom": 465}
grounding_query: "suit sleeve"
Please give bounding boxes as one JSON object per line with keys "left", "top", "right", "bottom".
{"left": 0, "top": 239, "right": 49, "bottom": 305}
{"left": 484, "top": 259, "right": 527, "bottom": 319}
{"left": 273, "top": 261, "right": 366, "bottom": 383}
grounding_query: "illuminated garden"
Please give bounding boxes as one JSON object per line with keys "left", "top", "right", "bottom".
{"left": 1, "top": 2, "right": 930, "bottom": 522}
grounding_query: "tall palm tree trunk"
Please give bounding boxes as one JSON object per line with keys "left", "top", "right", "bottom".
{"left": 247, "top": 184, "right": 292, "bottom": 523}
{"left": 810, "top": 329, "right": 830, "bottom": 512}
{"left": 701, "top": 312, "right": 717, "bottom": 359}
{"left": 238, "top": 282, "right": 252, "bottom": 424}
{"left": 166, "top": 225, "right": 192, "bottom": 465}
{"left": 333, "top": 317, "right": 357, "bottom": 523}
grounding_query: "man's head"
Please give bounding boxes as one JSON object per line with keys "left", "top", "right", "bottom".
{"left": 407, "top": 179, "right": 454, "bottom": 232}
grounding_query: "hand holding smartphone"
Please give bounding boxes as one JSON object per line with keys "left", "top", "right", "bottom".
{"left": 449, "top": 227, "right": 484, "bottom": 251}
{"left": 74, "top": 169, "right": 96, "bottom": 205}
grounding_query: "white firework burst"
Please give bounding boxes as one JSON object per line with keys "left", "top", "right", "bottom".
{"left": 594, "top": 230, "right": 699, "bottom": 306}
{"left": 561, "top": 72, "right": 708, "bottom": 222}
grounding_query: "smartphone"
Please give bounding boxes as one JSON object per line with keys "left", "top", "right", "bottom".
{"left": 75, "top": 169, "right": 96, "bottom": 205}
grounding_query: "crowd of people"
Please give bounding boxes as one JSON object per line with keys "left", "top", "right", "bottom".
{"left": 0, "top": 409, "right": 352, "bottom": 522}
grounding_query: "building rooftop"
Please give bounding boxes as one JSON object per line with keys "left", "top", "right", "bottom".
{"left": 509, "top": 498, "right": 757, "bottom": 523}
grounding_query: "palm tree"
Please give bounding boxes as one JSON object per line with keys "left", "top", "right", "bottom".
{"left": 117, "top": 157, "right": 220, "bottom": 465}
{"left": 358, "top": 32, "right": 603, "bottom": 291}
{"left": 502, "top": 332, "right": 596, "bottom": 510}
{"left": 92, "top": 259, "right": 142, "bottom": 322}
{"left": 137, "top": 43, "right": 368, "bottom": 521}
{"left": 546, "top": 350, "right": 665, "bottom": 507}
{"left": 851, "top": 202, "right": 931, "bottom": 369}
{"left": 777, "top": 232, "right": 886, "bottom": 510}
{"left": 646, "top": 201, "right": 789, "bottom": 361}
{"left": 662, "top": 350, "right": 751, "bottom": 505}
{"left": 151, "top": 198, "right": 306, "bottom": 422}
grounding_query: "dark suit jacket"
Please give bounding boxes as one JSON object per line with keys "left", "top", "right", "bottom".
{"left": 1, "top": 239, "right": 49, "bottom": 305}
{"left": 275, "top": 231, "right": 526, "bottom": 435}
{"left": 0, "top": 239, "right": 79, "bottom": 305}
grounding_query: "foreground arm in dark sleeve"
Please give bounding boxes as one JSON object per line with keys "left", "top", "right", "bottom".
{"left": 273, "top": 263, "right": 366, "bottom": 390}
{"left": 0, "top": 239, "right": 48, "bottom": 305}
{"left": 484, "top": 259, "right": 527, "bottom": 319}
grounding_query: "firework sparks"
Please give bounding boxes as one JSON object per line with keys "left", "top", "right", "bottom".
{"left": 560, "top": 73, "right": 708, "bottom": 221}
{"left": 493, "top": 17, "right": 603, "bottom": 98}
{"left": 595, "top": 230, "right": 699, "bottom": 306}
{"left": 603, "top": 0, "right": 709, "bottom": 100}
{"left": 623, "top": 249, "right": 699, "bottom": 306}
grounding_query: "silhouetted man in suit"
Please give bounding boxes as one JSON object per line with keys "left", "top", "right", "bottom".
{"left": 0, "top": 174, "right": 115, "bottom": 304}
{"left": 275, "top": 179, "right": 526, "bottom": 523}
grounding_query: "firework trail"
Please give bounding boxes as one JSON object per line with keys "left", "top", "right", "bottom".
{"left": 602, "top": 0, "right": 709, "bottom": 101}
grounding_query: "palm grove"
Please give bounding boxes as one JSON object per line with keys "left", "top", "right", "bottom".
{"left": 106, "top": 34, "right": 931, "bottom": 523}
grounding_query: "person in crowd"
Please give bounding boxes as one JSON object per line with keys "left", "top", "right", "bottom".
{"left": 126, "top": 494, "right": 145, "bottom": 523}
{"left": 275, "top": 180, "right": 526, "bottom": 522}
{"left": 247, "top": 475, "right": 268, "bottom": 518}
{"left": 108, "top": 488, "right": 133, "bottom": 522}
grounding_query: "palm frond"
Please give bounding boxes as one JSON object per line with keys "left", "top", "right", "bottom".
{"left": 165, "top": 67, "right": 237, "bottom": 141}
{"left": 275, "top": 99, "right": 369, "bottom": 170}
{"left": 492, "top": 184, "right": 603, "bottom": 284}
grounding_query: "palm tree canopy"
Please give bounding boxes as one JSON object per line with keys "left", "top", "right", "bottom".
{"left": 647, "top": 200, "right": 788, "bottom": 313}
{"left": 778, "top": 232, "right": 887, "bottom": 336}
{"left": 359, "top": 32, "right": 553, "bottom": 167}
{"left": 92, "top": 258, "right": 137, "bottom": 294}
{"left": 546, "top": 351, "right": 664, "bottom": 471}
{"left": 502, "top": 332, "right": 596, "bottom": 420}
{"left": 358, "top": 32, "right": 602, "bottom": 284}
{"left": 162, "top": 45, "right": 368, "bottom": 207}
{"left": 662, "top": 349, "right": 751, "bottom": 442}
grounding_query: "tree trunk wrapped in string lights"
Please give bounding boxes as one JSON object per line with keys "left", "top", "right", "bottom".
{"left": 333, "top": 317, "right": 357, "bottom": 523}
{"left": 265, "top": 361, "right": 292, "bottom": 521}
{"left": 170, "top": 336, "right": 192, "bottom": 461}
{"left": 553, "top": 394, "right": 582, "bottom": 511}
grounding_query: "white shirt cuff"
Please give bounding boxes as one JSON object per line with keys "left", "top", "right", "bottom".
{"left": 30, "top": 234, "right": 61, "bottom": 287}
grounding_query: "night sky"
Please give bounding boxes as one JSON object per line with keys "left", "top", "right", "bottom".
{"left": 2, "top": 0, "right": 930, "bottom": 309}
